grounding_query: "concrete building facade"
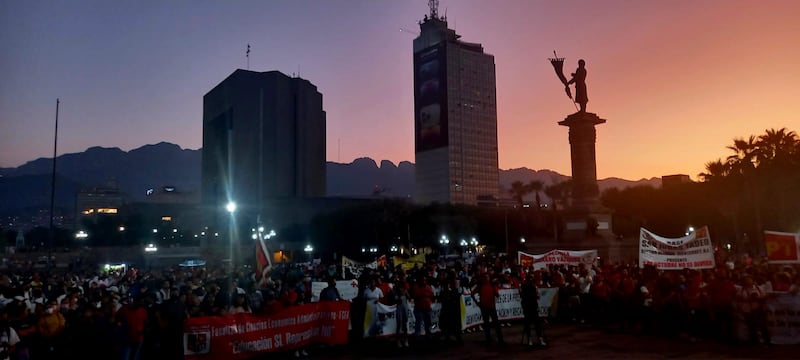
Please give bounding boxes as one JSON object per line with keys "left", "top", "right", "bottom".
{"left": 413, "top": 8, "right": 499, "bottom": 205}
{"left": 201, "top": 70, "right": 326, "bottom": 223}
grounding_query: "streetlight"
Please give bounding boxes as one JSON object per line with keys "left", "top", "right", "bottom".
{"left": 75, "top": 230, "right": 88, "bottom": 239}
{"left": 439, "top": 235, "right": 449, "bottom": 255}
{"left": 361, "top": 247, "right": 366, "bottom": 253}
{"left": 251, "top": 233, "right": 258, "bottom": 240}
{"left": 258, "top": 226, "right": 265, "bottom": 233}
{"left": 226, "top": 201, "right": 237, "bottom": 213}
{"left": 152, "top": 228, "right": 158, "bottom": 234}
{"left": 144, "top": 243, "right": 158, "bottom": 252}
{"left": 304, "top": 244, "right": 314, "bottom": 253}
{"left": 118, "top": 226, "right": 125, "bottom": 232}
{"left": 520, "top": 237, "right": 526, "bottom": 244}
{"left": 390, "top": 245, "right": 398, "bottom": 252}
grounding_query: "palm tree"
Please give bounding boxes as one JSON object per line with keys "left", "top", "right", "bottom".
{"left": 527, "top": 180, "right": 544, "bottom": 209}
{"left": 508, "top": 180, "right": 530, "bottom": 208}
{"left": 544, "top": 181, "right": 570, "bottom": 241}
{"left": 698, "top": 159, "right": 730, "bottom": 182}
{"left": 726, "top": 135, "right": 759, "bottom": 175}
{"left": 756, "top": 128, "right": 798, "bottom": 167}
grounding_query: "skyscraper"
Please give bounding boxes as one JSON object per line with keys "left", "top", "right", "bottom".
{"left": 413, "top": 3, "right": 499, "bottom": 205}
{"left": 201, "top": 70, "right": 326, "bottom": 218}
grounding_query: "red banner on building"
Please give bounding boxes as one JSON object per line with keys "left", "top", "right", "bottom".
{"left": 184, "top": 301, "right": 350, "bottom": 359}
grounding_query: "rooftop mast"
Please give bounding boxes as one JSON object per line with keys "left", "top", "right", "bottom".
{"left": 429, "top": 0, "right": 439, "bottom": 19}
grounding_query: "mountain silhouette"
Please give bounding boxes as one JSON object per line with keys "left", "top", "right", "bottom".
{"left": 0, "top": 142, "right": 662, "bottom": 213}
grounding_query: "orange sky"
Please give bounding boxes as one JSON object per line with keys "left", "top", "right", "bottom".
{"left": 1, "top": 0, "right": 798, "bottom": 181}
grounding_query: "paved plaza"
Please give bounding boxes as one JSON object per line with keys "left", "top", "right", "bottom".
{"left": 296, "top": 323, "right": 798, "bottom": 360}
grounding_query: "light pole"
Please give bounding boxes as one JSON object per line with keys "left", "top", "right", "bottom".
{"left": 439, "top": 235, "right": 450, "bottom": 255}
{"left": 470, "top": 237, "right": 479, "bottom": 254}
{"left": 304, "top": 244, "right": 314, "bottom": 262}
{"left": 226, "top": 201, "right": 237, "bottom": 272}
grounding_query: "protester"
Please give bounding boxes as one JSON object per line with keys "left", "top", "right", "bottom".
{"left": 411, "top": 275, "right": 434, "bottom": 341}
{"left": 519, "top": 273, "right": 545, "bottom": 346}
{"left": 472, "top": 273, "right": 504, "bottom": 345}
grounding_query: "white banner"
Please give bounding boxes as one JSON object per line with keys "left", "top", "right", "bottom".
{"left": 461, "top": 293, "right": 483, "bottom": 329}
{"left": 496, "top": 288, "right": 525, "bottom": 320}
{"left": 310, "top": 280, "right": 359, "bottom": 302}
{"left": 363, "top": 302, "right": 441, "bottom": 337}
{"left": 518, "top": 249, "right": 597, "bottom": 270}
{"left": 735, "top": 292, "right": 800, "bottom": 345}
{"left": 538, "top": 288, "right": 559, "bottom": 318}
{"left": 639, "top": 226, "right": 715, "bottom": 270}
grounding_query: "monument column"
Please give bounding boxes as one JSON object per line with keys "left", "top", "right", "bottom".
{"left": 558, "top": 112, "right": 606, "bottom": 212}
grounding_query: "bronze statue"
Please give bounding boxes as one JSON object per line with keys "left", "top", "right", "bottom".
{"left": 568, "top": 59, "right": 588, "bottom": 112}
{"left": 549, "top": 52, "right": 588, "bottom": 112}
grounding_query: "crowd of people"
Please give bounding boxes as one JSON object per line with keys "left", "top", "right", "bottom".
{"left": 0, "top": 253, "right": 797, "bottom": 359}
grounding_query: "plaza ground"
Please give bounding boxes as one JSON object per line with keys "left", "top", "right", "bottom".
{"left": 292, "top": 322, "right": 798, "bottom": 359}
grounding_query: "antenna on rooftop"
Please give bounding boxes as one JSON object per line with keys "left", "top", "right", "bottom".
{"left": 429, "top": 0, "right": 439, "bottom": 19}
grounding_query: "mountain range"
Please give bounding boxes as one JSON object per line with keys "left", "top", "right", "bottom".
{"left": 0, "top": 142, "right": 660, "bottom": 213}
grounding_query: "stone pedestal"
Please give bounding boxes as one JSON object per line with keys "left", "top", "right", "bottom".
{"left": 558, "top": 112, "right": 613, "bottom": 244}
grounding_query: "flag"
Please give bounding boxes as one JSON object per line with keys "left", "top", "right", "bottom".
{"left": 255, "top": 232, "right": 272, "bottom": 283}
{"left": 246, "top": 44, "right": 250, "bottom": 57}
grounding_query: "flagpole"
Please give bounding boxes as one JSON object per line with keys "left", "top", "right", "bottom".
{"left": 48, "top": 99, "right": 59, "bottom": 270}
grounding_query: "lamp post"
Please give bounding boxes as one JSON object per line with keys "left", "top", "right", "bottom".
{"left": 226, "top": 201, "right": 236, "bottom": 272}
{"left": 439, "top": 235, "right": 450, "bottom": 255}
{"left": 304, "top": 244, "right": 313, "bottom": 262}
{"left": 470, "top": 237, "right": 479, "bottom": 254}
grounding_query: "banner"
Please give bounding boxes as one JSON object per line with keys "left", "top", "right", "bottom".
{"left": 461, "top": 293, "right": 483, "bottom": 329}
{"left": 310, "top": 280, "right": 359, "bottom": 302}
{"left": 341, "top": 256, "right": 367, "bottom": 279}
{"left": 393, "top": 254, "right": 426, "bottom": 271}
{"left": 365, "top": 255, "right": 387, "bottom": 270}
{"left": 639, "top": 226, "right": 715, "bottom": 270}
{"left": 183, "top": 301, "right": 349, "bottom": 359}
{"left": 518, "top": 249, "right": 597, "bottom": 270}
{"left": 538, "top": 288, "right": 559, "bottom": 318}
{"left": 363, "top": 302, "right": 441, "bottom": 337}
{"left": 735, "top": 292, "right": 800, "bottom": 345}
{"left": 764, "top": 231, "right": 800, "bottom": 264}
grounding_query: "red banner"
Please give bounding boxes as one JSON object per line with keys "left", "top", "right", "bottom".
{"left": 765, "top": 231, "right": 800, "bottom": 264}
{"left": 184, "top": 301, "right": 350, "bottom": 359}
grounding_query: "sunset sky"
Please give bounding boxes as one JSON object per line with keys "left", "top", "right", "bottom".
{"left": 1, "top": 0, "right": 798, "bottom": 180}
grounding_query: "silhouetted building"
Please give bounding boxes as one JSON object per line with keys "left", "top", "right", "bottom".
{"left": 662, "top": 174, "right": 692, "bottom": 188}
{"left": 413, "top": 6, "right": 499, "bottom": 205}
{"left": 76, "top": 178, "right": 124, "bottom": 223}
{"left": 201, "top": 70, "right": 326, "bottom": 221}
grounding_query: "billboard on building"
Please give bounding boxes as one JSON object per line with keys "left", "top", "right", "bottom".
{"left": 414, "top": 43, "right": 448, "bottom": 152}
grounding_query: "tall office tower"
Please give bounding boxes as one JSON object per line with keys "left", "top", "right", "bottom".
{"left": 201, "top": 70, "right": 326, "bottom": 217}
{"left": 413, "top": 1, "right": 499, "bottom": 205}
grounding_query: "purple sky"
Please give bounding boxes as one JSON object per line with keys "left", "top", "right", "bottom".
{"left": 2, "top": 0, "right": 798, "bottom": 180}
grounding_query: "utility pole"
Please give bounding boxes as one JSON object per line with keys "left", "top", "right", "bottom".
{"left": 48, "top": 99, "right": 59, "bottom": 270}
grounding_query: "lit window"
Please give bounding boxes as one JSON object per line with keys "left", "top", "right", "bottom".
{"left": 161, "top": 216, "right": 172, "bottom": 221}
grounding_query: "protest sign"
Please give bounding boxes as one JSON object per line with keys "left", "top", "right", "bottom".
{"left": 183, "top": 301, "right": 350, "bottom": 359}
{"left": 518, "top": 250, "right": 597, "bottom": 270}
{"left": 764, "top": 231, "right": 800, "bottom": 264}
{"left": 310, "top": 280, "right": 359, "bottom": 302}
{"left": 639, "top": 226, "right": 715, "bottom": 269}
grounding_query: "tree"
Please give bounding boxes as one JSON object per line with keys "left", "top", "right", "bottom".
{"left": 508, "top": 181, "right": 530, "bottom": 208}
{"left": 527, "top": 180, "right": 544, "bottom": 209}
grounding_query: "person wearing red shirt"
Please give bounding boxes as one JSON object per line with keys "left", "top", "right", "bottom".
{"left": 471, "top": 274, "right": 505, "bottom": 345}
{"left": 411, "top": 276, "right": 434, "bottom": 340}
{"left": 708, "top": 270, "right": 737, "bottom": 343}
{"left": 116, "top": 299, "right": 148, "bottom": 360}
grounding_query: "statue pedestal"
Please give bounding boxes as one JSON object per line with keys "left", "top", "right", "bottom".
{"left": 558, "top": 111, "right": 614, "bottom": 247}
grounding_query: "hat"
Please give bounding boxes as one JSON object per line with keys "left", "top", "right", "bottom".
{"left": 107, "top": 286, "right": 119, "bottom": 293}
